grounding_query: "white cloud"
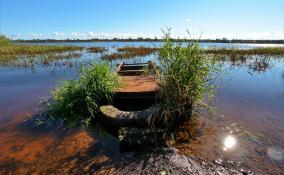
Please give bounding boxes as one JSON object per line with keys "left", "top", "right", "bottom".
{"left": 67, "top": 32, "right": 154, "bottom": 39}
{"left": 70, "top": 32, "right": 82, "bottom": 38}
{"left": 28, "top": 33, "right": 44, "bottom": 38}
{"left": 201, "top": 31, "right": 284, "bottom": 40}
{"left": 186, "top": 18, "right": 192, "bottom": 23}
{"left": 9, "top": 33, "right": 22, "bottom": 38}
{"left": 51, "top": 32, "right": 65, "bottom": 37}
{"left": 7, "top": 30, "right": 284, "bottom": 40}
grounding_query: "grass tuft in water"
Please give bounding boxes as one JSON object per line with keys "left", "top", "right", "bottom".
{"left": 45, "top": 62, "right": 121, "bottom": 128}
{"left": 149, "top": 30, "right": 219, "bottom": 127}
{"left": 87, "top": 47, "right": 108, "bottom": 53}
{"left": 205, "top": 47, "right": 284, "bottom": 55}
{"left": 102, "top": 46, "right": 159, "bottom": 60}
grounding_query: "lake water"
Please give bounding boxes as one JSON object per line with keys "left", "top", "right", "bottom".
{"left": 0, "top": 42, "right": 284, "bottom": 174}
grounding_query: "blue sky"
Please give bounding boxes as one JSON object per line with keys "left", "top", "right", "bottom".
{"left": 1, "top": 0, "right": 284, "bottom": 39}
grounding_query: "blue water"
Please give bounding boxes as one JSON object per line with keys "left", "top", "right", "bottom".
{"left": 18, "top": 41, "right": 284, "bottom": 49}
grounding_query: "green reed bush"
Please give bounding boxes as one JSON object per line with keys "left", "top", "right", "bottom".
{"left": 150, "top": 30, "right": 218, "bottom": 126}
{"left": 46, "top": 62, "right": 121, "bottom": 128}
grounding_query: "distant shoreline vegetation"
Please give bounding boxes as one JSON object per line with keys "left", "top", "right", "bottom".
{"left": 14, "top": 38, "right": 284, "bottom": 44}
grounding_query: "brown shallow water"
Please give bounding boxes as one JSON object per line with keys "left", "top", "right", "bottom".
{"left": 1, "top": 43, "right": 284, "bottom": 174}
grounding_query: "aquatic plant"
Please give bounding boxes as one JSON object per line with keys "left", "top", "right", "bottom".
{"left": 205, "top": 47, "right": 284, "bottom": 57}
{"left": 117, "top": 46, "right": 159, "bottom": 56}
{"left": 149, "top": 29, "right": 218, "bottom": 127}
{"left": 0, "top": 45, "right": 83, "bottom": 57}
{"left": 87, "top": 47, "right": 108, "bottom": 53}
{"left": 0, "top": 45, "right": 84, "bottom": 68}
{"left": 102, "top": 52, "right": 133, "bottom": 60}
{"left": 101, "top": 46, "right": 284, "bottom": 61}
{"left": 102, "top": 47, "right": 159, "bottom": 60}
{"left": 0, "top": 51, "right": 83, "bottom": 68}
{"left": 227, "top": 123, "right": 263, "bottom": 145}
{"left": 46, "top": 62, "right": 121, "bottom": 128}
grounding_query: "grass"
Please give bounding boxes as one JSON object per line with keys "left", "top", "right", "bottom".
{"left": 117, "top": 46, "right": 159, "bottom": 56}
{"left": 0, "top": 35, "right": 13, "bottom": 47}
{"left": 0, "top": 45, "right": 83, "bottom": 57}
{"left": 204, "top": 47, "right": 284, "bottom": 56}
{"left": 149, "top": 30, "right": 218, "bottom": 127}
{"left": 87, "top": 47, "right": 108, "bottom": 53}
{"left": 102, "top": 46, "right": 159, "bottom": 60}
{"left": 101, "top": 46, "right": 284, "bottom": 61}
{"left": 101, "top": 52, "right": 134, "bottom": 60}
{"left": 44, "top": 62, "right": 121, "bottom": 128}
{"left": 0, "top": 45, "right": 84, "bottom": 68}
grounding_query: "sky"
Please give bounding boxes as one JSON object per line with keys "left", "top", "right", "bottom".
{"left": 0, "top": 0, "right": 284, "bottom": 40}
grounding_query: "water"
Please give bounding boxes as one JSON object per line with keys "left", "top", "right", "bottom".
{"left": 0, "top": 42, "right": 284, "bottom": 174}
{"left": 19, "top": 41, "right": 284, "bottom": 49}
{"left": 174, "top": 59, "right": 284, "bottom": 173}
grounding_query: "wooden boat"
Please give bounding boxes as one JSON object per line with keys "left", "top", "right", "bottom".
{"left": 97, "top": 62, "right": 170, "bottom": 151}
{"left": 98, "top": 61, "right": 159, "bottom": 128}
{"left": 112, "top": 61, "right": 159, "bottom": 111}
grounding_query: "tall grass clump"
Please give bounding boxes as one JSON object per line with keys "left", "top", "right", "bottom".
{"left": 150, "top": 30, "right": 218, "bottom": 126}
{"left": 46, "top": 62, "right": 121, "bottom": 128}
{"left": 0, "top": 35, "right": 13, "bottom": 47}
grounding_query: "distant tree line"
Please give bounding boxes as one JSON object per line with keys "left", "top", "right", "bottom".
{"left": 14, "top": 37, "right": 284, "bottom": 44}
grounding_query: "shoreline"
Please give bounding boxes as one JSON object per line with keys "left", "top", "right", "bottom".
{"left": 102, "top": 147, "right": 248, "bottom": 175}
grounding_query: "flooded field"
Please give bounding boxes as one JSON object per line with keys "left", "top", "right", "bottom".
{"left": 1, "top": 42, "right": 284, "bottom": 174}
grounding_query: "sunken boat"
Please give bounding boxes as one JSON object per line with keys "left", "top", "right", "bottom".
{"left": 99, "top": 61, "right": 159, "bottom": 129}
{"left": 98, "top": 61, "right": 166, "bottom": 151}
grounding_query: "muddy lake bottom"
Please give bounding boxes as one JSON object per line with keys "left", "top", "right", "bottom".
{"left": 1, "top": 42, "right": 284, "bottom": 174}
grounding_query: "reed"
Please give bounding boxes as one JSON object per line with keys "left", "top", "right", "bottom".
{"left": 102, "top": 46, "right": 159, "bottom": 60}
{"left": 87, "top": 47, "right": 108, "bottom": 53}
{"left": 45, "top": 62, "right": 121, "bottom": 128}
{"left": 101, "top": 52, "right": 134, "bottom": 60}
{"left": 149, "top": 30, "right": 218, "bottom": 127}
{"left": 0, "top": 45, "right": 83, "bottom": 57}
{"left": 117, "top": 46, "right": 159, "bottom": 56}
{"left": 204, "top": 47, "right": 284, "bottom": 56}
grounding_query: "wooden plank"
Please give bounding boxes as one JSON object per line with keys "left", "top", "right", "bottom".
{"left": 123, "top": 62, "right": 149, "bottom": 65}
{"left": 115, "top": 62, "right": 124, "bottom": 73}
{"left": 120, "top": 65, "right": 145, "bottom": 70}
{"left": 117, "top": 70, "right": 145, "bottom": 76}
{"left": 98, "top": 105, "right": 154, "bottom": 128}
{"left": 115, "top": 76, "right": 158, "bottom": 93}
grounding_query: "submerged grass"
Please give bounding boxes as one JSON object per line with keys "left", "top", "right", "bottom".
{"left": 0, "top": 45, "right": 84, "bottom": 68}
{"left": 87, "top": 47, "right": 108, "bottom": 53}
{"left": 45, "top": 62, "right": 121, "bottom": 128}
{"left": 101, "top": 52, "right": 133, "bottom": 60}
{"left": 101, "top": 46, "right": 284, "bottom": 61}
{"left": 117, "top": 46, "right": 159, "bottom": 56}
{"left": 204, "top": 47, "right": 284, "bottom": 56}
{"left": 102, "top": 46, "right": 159, "bottom": 60}
{"left": 0, "top": 45, "right": 83, "bottom": 57}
